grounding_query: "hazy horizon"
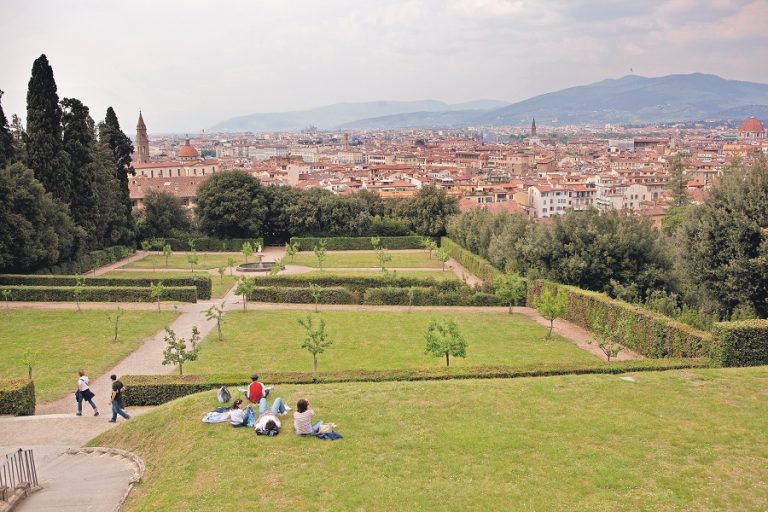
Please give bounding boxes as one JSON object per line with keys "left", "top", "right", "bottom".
{"left": 1, "top": 0, "right": 767, "bottom": 133}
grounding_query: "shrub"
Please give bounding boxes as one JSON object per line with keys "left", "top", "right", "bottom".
{"left": 1, "top": 285, "right": 198, "bottom": 303}
{"left": 249, "top": 286, "right": 355, "bottom": 305}
{"left": 256, "top": 274, "right": 463, "bottom": 294}
{"left": 0, "top": 379, "right": 35, "bottom": 416}
{"left": 0, "top": 274, "right": 212, "bottom": 300}
{"left": 34, "top": 245, "right": 134, "bottom": 275}
{"left": 156, "top": 238, "right": 254, "bottom": 252}
{"left": 290, "top": 236, "right": 427, "bottom": 251}
{"left": 440, "top": 237, "right": 502, "bottom": 285}
{"left": 122, "top": 358, "right": 707, "bottom": 406}
{"left": 363, "top": 287, "right": 505, "bottom": 307}
{"left": 527, "top": 280, "right": 711, "bottom": 358}
{"left": 711, "top": 320, "right": 768, "bottom": 367}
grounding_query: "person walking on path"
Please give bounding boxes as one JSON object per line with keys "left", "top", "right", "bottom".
{"left": 76, "top": 369, "right": 99, "bottom": 416}
{"left": 109, "top": 374, "right": 130, "bottom": 423}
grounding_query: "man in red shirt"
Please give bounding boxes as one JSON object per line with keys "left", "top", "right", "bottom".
{"left": 245, "top": 373, "right": 272, "bottom": 403}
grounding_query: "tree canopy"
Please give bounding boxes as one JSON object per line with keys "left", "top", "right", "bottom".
{"left": 196, "top": 171, "right": 269, "bottom": 238}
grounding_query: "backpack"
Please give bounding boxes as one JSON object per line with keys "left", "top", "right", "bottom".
{"left": 217, "top": 386, "right": 232, "bottom": 403}
{"left": 256, "top": 423, "right": 280, "bottom": 436}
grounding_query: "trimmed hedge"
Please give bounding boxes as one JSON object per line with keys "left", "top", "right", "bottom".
{"left": 154, "top": 238, "right": 254, "bottom": 252}
{"left": 0, "top": 274, "right": 211, "bottom": 300}
{"left": 711, "top": 320, "right": 768, "bottom": 367}
{"left": 440, "top": 237, "right": 502, "bottom": 284}
{"left": 122, "top": 358, "right": 707, "bottom": 406}
{"left": 290, "top": 236, "right": 427, "bottom": 251}
{"left": 363, "top": 286, "right": 505, "bottom": 307}
{"left": 35, "top": 245, "right": 134, "bottom": 275}
{"left": 528, "top": 280, "right": 712, "bottom": 359}
{"left": 1, "top": 285, "right": 198, "bottom": 303}
{"left": 0, "top": 379, "right": 35, "bottom": 416}
{"left": 256, "top": 274, "right": 463, "bottom": 294}
{"left": 248, "top": 286, "right": 356, "bottom": 305}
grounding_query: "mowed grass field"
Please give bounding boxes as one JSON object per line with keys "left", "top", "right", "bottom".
{"left": 122, "top": 252, "right": 245, "bottom": 270}
{"left": 289, "top": 250, "right": 443, "bottom": 268}
{"left": 184, "top": 310, "right": 598, "bottom": 374}
{"left": 104, "top": 271, "right": 238, "bottom": 298}
{"left": 0, "top": 309, "right": 178, "bottom": 402}
{"left": 92, "top": 367, "right": 768, "bottom": 511}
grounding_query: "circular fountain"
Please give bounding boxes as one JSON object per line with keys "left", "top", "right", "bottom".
{"left": 236, "top": 253, "right": 278, "bottom": 273}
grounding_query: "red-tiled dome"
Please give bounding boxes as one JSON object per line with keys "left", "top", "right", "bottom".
{"left": 178, "top": 139, "right": 199, "bottom": 158}
{"left": 738, "top": 117, "right": 765, "bottom": 133}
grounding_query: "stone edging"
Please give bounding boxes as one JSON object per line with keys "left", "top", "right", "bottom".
{"left": 64, "top": 447, "right": 145, "bottom": 511}
{"left": 0, "top": 484, "right": 42, "bottom": 512}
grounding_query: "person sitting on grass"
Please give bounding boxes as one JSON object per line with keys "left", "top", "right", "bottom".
{"left": 254, "top": 396, "right": 290, "bottom": 436}
{"left": 293, "top": 398, "right": 324, "bottom": 436}
{"left": 240, "top": 373, "right": 273, "bottom": 404}
{"left": 229, "top": 398, "right": 253, "bottom": 428}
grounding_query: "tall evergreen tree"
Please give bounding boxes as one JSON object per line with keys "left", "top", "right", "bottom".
{"left": 99, "top": 107, "right": 136, "bottom": 243}
{"left": 24, "top": 54, "right": 71, "bottom": 202}
{"left": 0, "top": 90, "right": 14, "bottom": 168}
{"left": 667, "top": 154, "right": 688, "bottom": 207}
{"left": 61, "top": 98, "right": 99, "bottom": 245}
{"left": 9, "top": 114, "right": 27, "bottom": 163}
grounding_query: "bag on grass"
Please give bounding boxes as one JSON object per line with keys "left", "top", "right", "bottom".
{"left": 245, "top": 407, "right": 256, "bottom": 428}
{"left": 217, "top": 386, "right": 232, "bottom": 403}
{"left": 318, "top": 422, "right": 337, "bottom": 434}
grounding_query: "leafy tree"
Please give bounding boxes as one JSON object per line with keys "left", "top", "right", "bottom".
{"left": 401, "top": 185, "right": 459, "bottom": 237}
{"left": 298, "top": 314, "right": 334, "bottom": 372}
{"left": 376, "top": 246, "right": 392, "bottom": 272}
{"left": 91, "top": 138, "right": 134, "bottom": 247}
{"left": 99, "top": 107, "right": 135, "bottom": 235}
{"left": 314, "top": 239, "right": 327, "bottom": 271}
{"left": 535, "top": 288, "right": 567, "bottom": 339}
{"left": 370, "top": 236, "right": 381, "bottom": 250}
{"left": 106, "top": 306, "right": 124, "bottom": 343}
{"left": 309, "top": 282, "right": 322, "bottom": 312}
{"left": 235, "top": 277, "right": 256, "bottom": 311}
{"left": 21, "top": 346, "right": 37, "bottom": 380}
{"left": 187, "top": 251, "right": 199, "bottom": 272}
{"left": 227, "top": 256, "right": 236, "bottom": 276}
{"left": 137, "top": 189, "right": 192, "bottom": 239}
{"left": 206, "top": 302, "right": 226, "bottom": 342}
{"left": 436, "top": 249, "right": 450, "bottom": 271}
{"left": 495, "top": 273, "right": 526, "bottom": 313}
{"left": 9, "top": 114, "right": 26, "bottom": 164}
{"left": 217, "top": 266, "right": 226, "bottom": 284}
{"left": 421, "top": 237, "right": 438, "bottom": 259}
{"left": 73, "top": 275, "right": 85, "bottom": 312}
{"left": 163, "top": 243, "right": 173, "bottom": 267}
{"left": 424, "top": 319, "right": 467, "bottom": 367}
{"left": 667, "top": 154, "right": 688, "bottom": 208}
{"left": 150, "top": 281, "right": 165, "bottom": 312}
{"left": 2, "top": 289, "right": 10, "bottom": 309}
{"left": 196, "top": 171, "right": 268, "bottom": 238}
{"left": 161, "top": 326, "right": 201, "bottom": 376}
{"left": 241, "top": 241, "right": 253, "bottom": 264}
{"left": 0, "top": 90, "right": 14, "bottom": 168}
{"left": 285, "top": 241, "right": 299, "bottom": 263}
{"left": 588, "top": 318, "right": 625, "bottom": 362}
{"left": 25, "top": 54, "right": 71, "bottom": 203}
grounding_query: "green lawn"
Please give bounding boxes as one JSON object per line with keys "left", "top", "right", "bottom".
{"left": 92, "top": 367, "right": 768, "bottom": 511}
{"left": 273, "top": 269, "right": 459, "bottom": 281}
{"left": 122, "top": 252, "right": 245, "bottom": 271}
{"left": 185, "top": 310, "right": 598, "bottom": 374}
{"left": 0, "top": 309, "right": 177, "bottom": 402}
{"left": 289, "top": 250, "right": 443, "bottom": 269}
{"left": 104, "top": 271, "right": 238, "bottom": 298}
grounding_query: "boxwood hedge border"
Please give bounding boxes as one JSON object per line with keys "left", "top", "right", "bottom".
{"left": 0, "top": 379, "right": 35, "bottom": 416}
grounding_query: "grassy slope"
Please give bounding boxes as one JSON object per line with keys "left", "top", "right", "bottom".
{"left": 104, "top": 271, "right": 237, "bottom": 298}
{"left": 289, "top": 251, "right": 443, "bottom": 268}
{"left": 0, "top": 309, "right": 177, "bottom": 402}
{"left": 92, "top": 367, "right": 768, "bottom": 511}
{"left": 185, "top": 310, "right": 598, "bottom": 374}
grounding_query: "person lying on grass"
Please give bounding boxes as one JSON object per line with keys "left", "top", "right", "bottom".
{"left": 254, "top": 396, "right": 290, "bottom": 436}
{"left": 293, "top": 398, "right": 325, "bottom": 436}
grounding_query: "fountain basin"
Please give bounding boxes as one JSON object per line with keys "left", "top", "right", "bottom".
{"left": 237, "top": 261, "right": 278, "bottom": 273}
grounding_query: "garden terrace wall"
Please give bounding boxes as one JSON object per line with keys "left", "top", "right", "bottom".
{"left": 35, "top": 245, "right": 134, "bottom": 275}
{"left": 711, "top": 320, "right": 768, "bottom": 367}
{"left": 0, "top": 274, "right": 212, "bottom": 300}
{"left": 440, "top": 237, "right": 502, "bottom": 285}
{"left": 0, "top": 379, "right": 35, "bottom": 416}
{"left": 1, "top": 285, "right": 198, "bottom": 303}
{"left": 248, "top": 286, "right": 356, "bottom": 305}
{"left": 363, "top": 286, "right": 505, "bottom": 307}
{"left": 290, "top": 236, "right": 427, "bottom": 251}
{"left": 122, "top": 358, "right": 707, "bottom": 406}
{"left": 256, "top": 274, "right": 463, "bottom": 294}
{"left": 528, "top": 280, "right": 712, "bottom": 359}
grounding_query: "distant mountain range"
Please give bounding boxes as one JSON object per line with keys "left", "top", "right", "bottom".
{"left": 211, "top": 73, "right": 768, "bottom": 132}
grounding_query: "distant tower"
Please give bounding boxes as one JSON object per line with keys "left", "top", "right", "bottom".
{"left": 136, "top": 111, "right": 150, "bottom": 164}
{"left": 531, "top": 117, "right": 537, "bottom": 137}
{"left": 343, "top": 133, "right": 350, "bottom": 151}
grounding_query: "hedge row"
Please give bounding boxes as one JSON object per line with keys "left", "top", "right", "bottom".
{"left": 1, "top": 285, "right": 198, "bottom": 303}
{"left": 150, "top": 238, "right": 256, "bottom": 252}
{"left": 440, "top": 237, "right": 502, "bottom": 285}
{"left": 711, "top": 320, "right": 768, "bottom": 367}
{"left": 122, "top": 358, "right": 707, "bottom": 406}
{"left": 35, "top": 245, "right": 134, "bottom": 275}
{"left": 256, "top": 273, "right": 463, "bottom": 294}
{"left": 290, "top": 236, "right": 427, "bottom": 251}
{"left": 0, "top": 379, "right": 35, "bottom": 416}
{"left": 528, "top": 280, "right": 712, "bottom": 359}
{"left": 363, "top": 286, "right": 505, "bottom": 307}
{"left": 0, "top": 274, "right": 212, "bottom": 300}
{"left": 248, "top": 286, "right": 356, "bottom": 304}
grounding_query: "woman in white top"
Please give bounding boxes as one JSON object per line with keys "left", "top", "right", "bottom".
{"left": 76, "top": 369, "right": 99, "bottom": 416}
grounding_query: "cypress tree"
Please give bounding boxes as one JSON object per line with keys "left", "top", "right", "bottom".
{"left": 61, "top": 97, "right": 99, "bottom": 245}
{"left": 0, "top": 90, "right": 14, "bottom": 168}
{"left": 25, "top": 54, "right": 71, "bottom": 202}
{"left": 99, "top": 107, "right": 136, "bottom": 243}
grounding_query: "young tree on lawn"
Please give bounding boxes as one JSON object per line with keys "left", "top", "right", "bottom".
{"left": 370, "top": 236, "right": 381, "bottom": 250}
{"left": 163, "top": 243, "right": 173, "bottom": 267}
{"left": 298, "top": 315, "right": 334, "bottom": 373}
{"left": 227, "top": 256, "right": 236, "bottom": 276}
{"left": 235, "top": 277, "right": 256, "bottom": 311}
{"left": 21, "top": 346, "right": 37, "bottom": 380}
{"left": 106, "top": 306, "right": 124, "bottom": 343}
{"left": 150, "top": 281, "right": 165, "bottom": 312}
{"left": 217, "top": 266, "right": 226, "bottom": 284}
{"left": 285, "top": 241, "right": 299, "bottom": 263}
{"left": 495, "top": 274, "right": 526, "bottom": 313}
{"left": 424, "top": 319, "right": 467, "bottom": 367}
{"left": 161, "top": 326, "right": 201, "bottom": 376}
{"left": 206, "top": 302, "right": 226, "bottom": 342}
{"left": 309, "top": 282, "right": 322, "bottom": 313}
{"left": 588, "top": 317, "right": 625, "bottom": 362}
{"left": 314, "top": 239, "right": 327, "bottom": 271}
{"left": 535, "top": 287, "right": 567, "bottom": 339}
{"left": 73, "top": 275, "right": 85, "bottom": 312}
{"left": 242, "top": 241, "right": 253, "bottom": 264}
{"left": 187, "top": 251, "right": 199, "bottom": 272}
{"left": 2, "top": 289, "right": 10, "bottom": 309}
{"left": 376, "top": 246, "right": 392, "bottom": 272}
{"left": 436, "top": 249, "right": 450, "bottom": 271}
{"left": 422, "top": 237, "right": 437, "bottom": 259}
{"left": 408, "top": 286, "right": 417, "bottom": 313}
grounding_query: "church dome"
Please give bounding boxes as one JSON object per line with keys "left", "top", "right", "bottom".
{"left": 738, "top": 117, "right": 765, "bottom": 133}
{"left": 178, "top": 139, "right": 199, "bottom": 158}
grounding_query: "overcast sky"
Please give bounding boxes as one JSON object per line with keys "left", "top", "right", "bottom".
{"left": 1, "top": 0, "right": 766, "bottom": 133}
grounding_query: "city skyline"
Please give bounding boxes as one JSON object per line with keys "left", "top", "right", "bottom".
{"left": 1, "top": 0, "right": 767, "bottom": 132}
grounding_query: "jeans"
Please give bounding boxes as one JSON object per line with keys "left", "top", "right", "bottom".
{"left": 258, "top": 397, "right": 285, "bottom": 415}
{"left": 111, "top": 398, "right": 130, "bottom": 421}
{"left": 77, "top": 394, "right": 97, "bottom": 414}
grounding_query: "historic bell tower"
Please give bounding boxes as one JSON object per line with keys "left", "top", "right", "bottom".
{"left": 136, "top": 111, "right": 150, "bottom": 164}
{"left": 531, "top": 117, "right": 537, "bottom": 137}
